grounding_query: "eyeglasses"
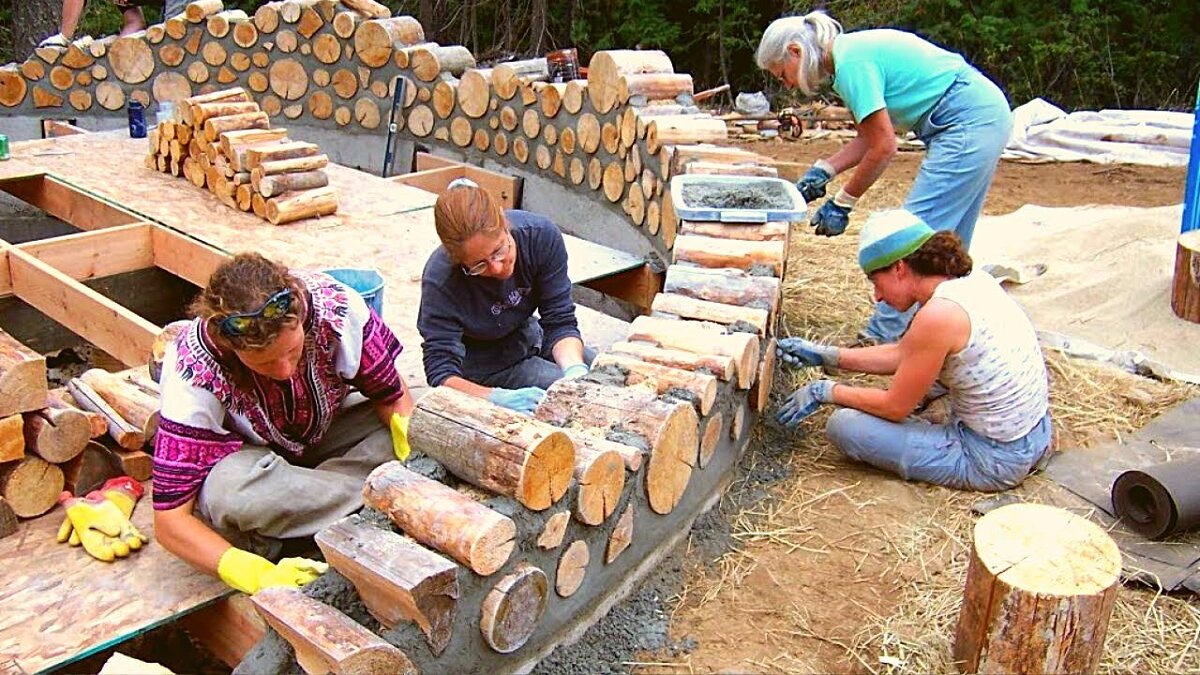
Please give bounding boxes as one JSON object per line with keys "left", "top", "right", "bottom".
{"left": 461, "top": 236, "right": 511, "bottom": 276}
{"left": 217, "top": 288, "right": 294, "bottom": 336}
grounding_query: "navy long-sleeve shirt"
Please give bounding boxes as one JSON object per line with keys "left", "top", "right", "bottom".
{"left": 418, "top": 210, "right": 581, "bottom": 387}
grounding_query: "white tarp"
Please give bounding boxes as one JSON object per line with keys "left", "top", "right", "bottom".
{"left": 1002, "top": 98, "right": 1194, "bottom": 167}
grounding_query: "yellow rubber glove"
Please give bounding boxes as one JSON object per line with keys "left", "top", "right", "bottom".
{"left": 56, "top": 491, "right": 149, "bottom": 562}
{"left": 389, "top": 412, "right": 412, "bottom": 462}
{"left": 57, "top": 477, "right": 145, "bottom": 547}
{"left": 217, "top": 547, "right": 329, "bottom": 595}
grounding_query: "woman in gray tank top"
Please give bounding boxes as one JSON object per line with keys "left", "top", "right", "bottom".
{"left": 775, "top": 210, "right": 1052, "bottom": 491}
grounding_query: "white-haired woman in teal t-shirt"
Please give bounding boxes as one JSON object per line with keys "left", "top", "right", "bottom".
{"left": 757, "top": 11, "right": 1012, "bottom": 344}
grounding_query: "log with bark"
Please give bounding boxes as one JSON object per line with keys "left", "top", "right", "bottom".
{"left": 587, "top": 50, "right": 674, "bottom": 114}
{"left": 952, "top": 503, "right": 1121, "bottom": 674}
{"left": 265, "top": 186, "right": 339, "bottom": 225}
{"left": 47, "top": 388, "right": 109, "bottom": 438}
{"left": 410, "top": 45, "right": 475, "bottom": 82}
{"left": 252, "top": 587, "right": 417, "bottom": 674}
{"left": 21, "top": 408, "right": 91, "bottom": 464}
{"left": 0, "top": 415, "right": 23, "bottom": 463}
{"left": 672, "top": 234, "right": 786, "bottom": 277}
{"left": 646, "top": 116, "right": 728, "bottom": 154}
{"left": 408, "top": 387, "right": 574, "bottom": 511}
{"left": 78, "top": 369, "right": 160, "bottom": 441}
{"left": 679, "top": 220, "right": 788, "bottom": 242}
{"left": 66, "top": 378, "right": 146, "bottom": 450}
{"left": 315, "top": 515, "right": 458, "bottom": 656}
{"left": 608, "top": 340, "right": 736, "bottom": 383}
{"left": 479, "top": 564, "right": 548, "bottom": 653}
{"left": 1171, "top": 230, "right": 1200, "bottom": 323}
{"left": 0, "top": 329, "right": 48, "bottom": 418}
{"left": 652, "top": 292, "right": 770, "bottom": 337}
{"left": 592, "top": 352, "right": 718, "bottom": 415}
{"left": 253, "top": 169, "right": 329, "bottom": 198}
{"left": 362, "top": 461, "right": 516, "bottom": 576}
{"left": 627, "top": 316, "right": 760, "bottom": 389}
{"left": 535, "top": 379, "right": 697, "bottom": 515}
{"left": 491, "top": 58, "right": 548, "bottom": 100}
{"left": 353, "top": 16, "right": 424, "bottom": 67}
{"left": 664, "top": 265, "right": 780, "bottom": 322}
{"left": 0, "top": 455, "right": 64, "bottom": 518}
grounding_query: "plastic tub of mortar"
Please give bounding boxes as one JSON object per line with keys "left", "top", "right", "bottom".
{"left": 669, "top": 174, "right": 807, "bottom": 223}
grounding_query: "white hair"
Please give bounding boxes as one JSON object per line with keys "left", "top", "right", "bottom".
{"left": 756, "top": 11, "right": 843, "bottom": 96}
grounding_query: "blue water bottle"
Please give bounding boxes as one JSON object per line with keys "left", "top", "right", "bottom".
{"left": 127, "top": 100, "right": 147, "bottom": 139}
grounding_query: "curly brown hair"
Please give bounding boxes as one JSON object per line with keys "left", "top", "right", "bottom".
{"left": 904, "top": 231, "right": 973, "bottom": 278}
{"left": 189, "top": 253, "right": 306, "bottom": 353}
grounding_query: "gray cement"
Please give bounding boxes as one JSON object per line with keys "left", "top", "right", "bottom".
{"left": 680, "top": 180, "right": 793, "bottom": 210}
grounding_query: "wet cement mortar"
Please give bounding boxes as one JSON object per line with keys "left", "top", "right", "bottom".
{"left": 680, "top": 181, "right": 793, "bottom": 211}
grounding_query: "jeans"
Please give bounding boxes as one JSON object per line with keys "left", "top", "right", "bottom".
{"left": 825, "top": 409, "right": 1051, "bottom": 492}
{"left": 863, "top": 68, "right": 1012, "bottom": 343}
{"left": 464, "top": 317, "right": 596, "bottom": 390}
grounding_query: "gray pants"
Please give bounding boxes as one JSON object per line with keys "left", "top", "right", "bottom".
{"left": 197, "top": 403, "right": 392, "bottom": 551}
{"left": 163, "top": 0, "right": 187, "bottom": 17}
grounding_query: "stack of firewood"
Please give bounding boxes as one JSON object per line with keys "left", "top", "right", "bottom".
{"left": 145, "top": 86, "right": 338, "bottom": 225}
{"left": 0, "top": 329, "right": 160, "bottom": 536}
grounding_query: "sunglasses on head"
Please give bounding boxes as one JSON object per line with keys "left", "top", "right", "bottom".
{"left": 217, "top": 288, "right": 294, "bottom": 336}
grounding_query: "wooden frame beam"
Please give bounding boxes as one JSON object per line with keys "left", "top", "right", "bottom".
{"left": 581, "top": 265, "right": 663, "bottom": 315}
{"left": 0, "top": 175, "right": 144, "bottom": 232}
{"left": 409, "top": 152, "right": 523, "bottom": 209}
{"left": 6, "top": 248, "right": 159, "bottom": 366}
{"left": 152, "top": 225, "right": 230, "bottom": 287}
{"left": 41, "top": 119, "right": 88, "bottom": 138}
{"left": 15, "top": 223, "right": 155, "bottom": 282}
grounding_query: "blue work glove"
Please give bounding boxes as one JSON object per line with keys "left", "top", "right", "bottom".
{"left": 777, "top": 337, "right": 839, "bottom": 370}
{"left": 561, "top": 363, "right": 589, "bottom": 380}
{"left": 796, "top": 161, "right": 835, "bottom": 203}
{"left": 488, "top": 386, "right": 547, "bottom": 415}
{"left": 811, "top": 200, "right": 851, "bottom": 237}
{"left": 776, "top": 380, "right": 837, "bottom": 428}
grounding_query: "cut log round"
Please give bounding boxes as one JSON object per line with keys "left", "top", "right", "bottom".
{"left": 730, "top": 404, "right": 745, "bottom": 441}
{"left": 698, "top": 411, "right": 724, "bottom": 468}
{"left": 332, "top": 11, "right": 359, "bottom": 38}
{"left": 152, "top": 71, "right": 193, "bottom": 104}
{"left": 23, "top": 409, "right": 91, "bottom": 464}
{"left": 109, "top": 36, "right": 155, "bottom": 84}
{"left": 751, "top": 338, "right": 777, "bottom": 412}
{"left": 568, "top": 157, "right": 585, "bottom": 185}
{"left": 311, "top": 33, "right": 341, "bottom": 64}
{"left": 952, "top": 503, "right": 1121, "bottom": 674}
{"left": 60, "top": 441, "right": 119, "bottom": 495}
{"left": 233, "top": 21, "right": 259, "bottom": 48}
{"left": 537, "top": 511, "right": 570, "bottom": 550}
{"left": 204, "top": 111, "right": 270, "bottom": 141}
{"left": 491, "top": 58, "right": 547, "bottom": 100}
{"left": 246, "top": 71, "right": 268, "bottom": 93}
{"left": 407, "top": 104, "right": 433, "bottom": 136}
{"left": 593, "top": 352, "right": 717, "bottom": 415}
{"left": 587, "top": 49, "right": 673, "bottom": 113}
{"left": 628, "top": 315, "right": 760, "bottom": 389}
{"left": 19, "top": 59, "right": 45, "bottom": 82}
{"left": 606, "top": 501, "right": 634, "bottom": 564}
{"left": 206, "top": 9, "right": 247, "bottom": 38}
{"left": 268, "top": 58, "right": 308, "bottom": 100}
{"left": 32, "top": 85, "right": 64, "bottom": 108}
{"left": 512, "top": 137, "right": 529, "bottom": 164}
{"left": 538, "top": 82, "right": 566, "bottom": 118}
{"left": 274, "top": 29, "right": 298, "bottom": 52}
{"left": 562, "top": 79, "right": 586, "bottom": 114}
{"left": 1171, "top": 230, "right": 1200, "bottom": 323}
{"left": 315, "top": 515, "right": 459, "bottom": 656}
{"left": 587, "top": 157, "right": 603, "bottom": 190}
{"left": 354, "top": 97, "right": 380, "bottom": 129}
{"left": 185, "top": 0, "right": 224, "bottom": 23}
{"left": 556, "top": 540, "right": 589, "bottom": 597}
{"left": 308, "top": 90, "right": 333, "bottom": 119}
{"left": 49, "top": 66, "right": 74, "bottom": 91}
{"left": 535, "top": 144, "right": 552, "bottom": 170}
{"left": 96, "top": 81, "right": 125, "bottom": 110}
{"left": 449, "top": 117, "right": 472, "bottom": 147}
{"left": 602, "top": 162, "right": 624, "bottom": 203}
{"left": 498, "top": 106, "right": 518, "bottom": 131}
{"left": 251, "top": 587, "right": 417, "bottom": 675}
{"left": 535, "top": 379, "right": 697, "bottom": 515}
{"left": 0, "top": 497, "right": 16, "bottom": 539}
{"left": 186, "top": 62, "right": 210, "bottom": 84}
{"left": 457, "top": 68, "right": 491, "bottom": 118}
{"left": 409, "top": 387, "right": 574, "bottom": 510}
{"left": 625, "top": 182, "right": 645, "bottom": 226}
{"left": 0, "top": 330, "right": 48, "bottom": 418}
{"left": 432, "top": 77, "right": 457, "bottom": 118}
{"left": 265, "top": 186, "right": 339, "bottom": 225}
{"left": 618, "top": 72, "right": 693, "bottom": 104}
{"left": 661, "top": 186, "right": 679, "bottom": 248}
{"left": 158, "top": 43, "right": 185, "bottom": 67}
{"left": 480, "top": 564, "right": 548, "bottom": 654}
{"left": 47, "top": 388, "right": 108, "bottom": 439}
{"left": 664, "top": 265, "right": 780, "bottom": 322}
{"left": 363, "top": 461, "right": 515, "bottom": 576}
{"left": 577, "top": 113, "right": 600, "bottom": 153}
{"left": 410, "top": 43, "right": 472, "bottom": 82}
{"left": 473, "top": 129, "right": 490, "bottom": 152}
{"left": 571, "top": 437, "right": 625, "bottom": 526}
{"left": 353, "top": 16, "right": 425, "bottom": 67}
{"left": 521, "top": 108, "right": 541, "bottom": 139}
{"left": 192, "top": 99, "right": 260, "bottom": 126}
{"left": 331, "top": 68, "right": 357, "bottom": 99}
{"left": 0, "top": 415, "right": 22, "bottom": 463}
{"left": 253, "top": 2, "right": 282, "bottom": 33}
{"left": 297, "top": 6, "right": 324, "bottom": 38}
{"left": 0, "top": 456, "right": 64, "bottom": 518}
{"left": 558, "top": 125, "right": 576, "bottom": 154}
{"left": 652, "top": 292, "right": 770, "bottom": 337}
{"left": 601, "top": 121, "right": 620, "bottom": 154}
{"left": 64, "top": 42, "right": 96, "bottom": 68}
{"left": 492, "top": 131, "right": 508, "bottom": 156}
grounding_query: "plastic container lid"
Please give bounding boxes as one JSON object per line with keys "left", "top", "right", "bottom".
{"left": 669, "top": 174, "right": 807, "bottom": 224}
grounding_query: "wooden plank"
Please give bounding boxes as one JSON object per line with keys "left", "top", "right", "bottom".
{"left": 41, "top": 120, "right": 89, "bottom": 138}
{"left": 0, "top": 175, "right": 143, "bottom": 231}
{"left": 0, "top": 247, "right": 10, "bottom": 296}
{"left": 411, "top": 152, "right": 522, "bottom": 208}
{"left": 582, "top": 264, "right": 663, "bottom": 314}
{"left": 413, "top": 152, "right": 459, "bottom": 171}
{"left": 7, "top": 249, "right": 159, "bottom": 367}
{"left": 179, "top": 595, "right": 268, "bottom": 669}
{"left": 0, "top": 489, "right": 230, "bottom": 674}
{"left": 14, "top": 223, "right": 154, "bottom": 282}
{"left": 388, "top": 165, "right": 464, "bottom": 194}
{"left": 150, "top": 225, "right": 230, "bottom": 287}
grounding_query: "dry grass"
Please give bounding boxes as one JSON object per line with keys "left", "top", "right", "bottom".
{"left": 668, "top": 213, "right": 1200, "bottom": 673}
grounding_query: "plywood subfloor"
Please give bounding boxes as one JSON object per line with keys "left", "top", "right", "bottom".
{"left": 0, "top": 490, "right": 230, "bottom": 674}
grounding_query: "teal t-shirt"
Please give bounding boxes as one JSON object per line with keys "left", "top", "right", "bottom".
{"left": 832, "top": 29, "right": 967, "bottom": 132}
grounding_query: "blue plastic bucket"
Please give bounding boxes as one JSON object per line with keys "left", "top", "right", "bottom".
{"left": 324, "top": 268, "right": 385, "bottom": 316}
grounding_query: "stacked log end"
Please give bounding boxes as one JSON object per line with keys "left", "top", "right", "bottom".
{"left": 147, "top": 86, "right": 338, "bottom": 225}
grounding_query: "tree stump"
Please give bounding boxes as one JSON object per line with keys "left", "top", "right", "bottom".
{"left": 952, "top": 503, "right": 1121, "bottom": 674}
{"left": 480, "top": 564, "right": 548, "bottom": 654}
{"left": 1171, "top": 230, "right": 1200, "bottom": 323}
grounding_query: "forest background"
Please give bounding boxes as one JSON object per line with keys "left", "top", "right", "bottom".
{"left": 0, "top": 1, "right": 1197, "bottom": 113}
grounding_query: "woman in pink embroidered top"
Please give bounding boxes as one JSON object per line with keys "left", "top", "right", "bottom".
{"left": 152, "top": 253, "right": 415, "bottom": 595}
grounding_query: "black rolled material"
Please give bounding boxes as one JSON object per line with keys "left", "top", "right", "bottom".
{"left": 1112, "top": 453, "right": 1200, "bottom": 540}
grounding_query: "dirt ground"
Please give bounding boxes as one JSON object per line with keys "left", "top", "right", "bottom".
{"left": 619, "top": 138, "right": 1195, "bottom": 674}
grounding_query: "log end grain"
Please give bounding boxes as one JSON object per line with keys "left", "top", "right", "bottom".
{"left": 480, "top": 564, "right": 548, "bottom": 654}
{"left": 516, "top": 429, "right": 575, "bottom": 511}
